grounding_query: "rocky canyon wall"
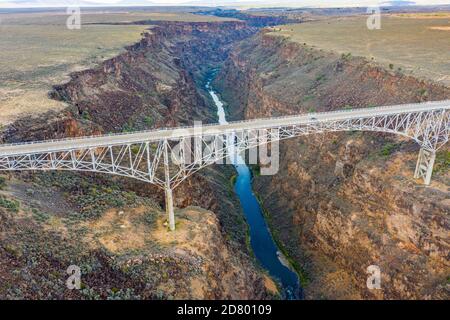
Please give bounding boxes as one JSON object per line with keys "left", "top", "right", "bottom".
{"left": 0, "top": 21, "right": 272, "bottom": 299}
{"left": 216, "top": 31, "right": 450, "bottom": 299}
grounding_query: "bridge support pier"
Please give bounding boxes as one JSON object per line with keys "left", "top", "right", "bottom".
{"left": 163, "top": 140, "right": 176, "bottom": 231}
{"left": 164, "top": 185, "right": 175, "bottom": 231}
{"left": 414, "top": 147, "right": 436, "bottom": 185}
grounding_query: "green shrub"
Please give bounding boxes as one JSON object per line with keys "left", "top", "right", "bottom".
{"left": 418, "top": 88, "right": 428, "bottom": 97}
{"left": 315, "top": 74, "right": 326, "bottom": 82}
{"left": 341, "top": 52, "right": 352, "bottom": 60}
{"left": 81, "top": 110, "right": 91, "bottom": 121}
{"left": 0, "top": 176, "right": 6, "bottom": 190}
{"left": 70, "top": 185, "right": 136, "bottom": 219}
{"left": 122, "top": 123, "right": 134, "bottom": 133}
{"left": 143, "top": 211, "right": 158, "bottom": 229}
{"left": 250, "top": 165, "right": 261, "bottom": 177}
{"left": 0, "top": 196, "right": 20, "bottom": 213}
{"left": 302, "top": 95, "right": 314, "bottom": 102}
{"left": 130, "top": 145, "right": 140, "bottom": 155}
{"left": 106, "top": 288, "right": 141, "bottom": 300}
{"left": 379, "top": 143, "right": 397, "bottom": 157}
{"left": 32, "top": 208, "right": 50, "bottom": 223}
{"left": 80, "top": 287, "right": 101, "bottom": 300}
{"left": 434, "top": 150, "right": 450, "bottom": 174}
{"left": 229, "top": 174, "right": 237, "bottom": 186}
{"left": 143, "top": 116, "right": 153, "bottom": 127}
{"left": 34, "top": 172, "right": 150, "bottom": 220}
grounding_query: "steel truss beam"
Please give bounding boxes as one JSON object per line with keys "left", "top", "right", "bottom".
{"left": 0, "top": 108, "right": 448, "bottom": 187}
{"left": 0, "top": 106, "right": 448, "bottom": 229}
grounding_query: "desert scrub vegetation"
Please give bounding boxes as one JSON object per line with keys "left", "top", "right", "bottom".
{"left": 302, "top": 95, "right": 314, "bottom": 102}
{"left": 0, "top": 204, "right": 201, "bottom": 300}
{"left": 249, "top": 164, "right": 261, "bottom": 177}
{"left": 0, "top": 21, "right": 151, "bottom": 125}
{"left": 143, "top": 115, "right": 154, "bottom": 127}
{"left": 315, "top": 74, "right": 326, "bottom": 82}
{"left": 106, "top": 288, "right": 141, "bottom": 300}
{"left": 379, "top": 142, "right": 399, "bottom": 158}
{"left": 341, "top": 52, "right": 352, "bottom": 61}
{"left": 418, "top": 88, "right": 428, "bottom": 97}
{"left": 31, "top": 208, "right": 50, "bottom": 223}
{"left": 0, "top": 176, "right": 6, "bottom": 190}
{"left": 33, "top": 172, "right": 156, "bottom": 219}
{"left": 81, "top": 110, "right": 92, "bottom": 121}
{"left": 434, "top": 150, "right": 450, "bottom": 174}
{"left": 71, "top": 187, "right": 137, "bottom": 219}
{"left": 138, "top": 210, "right": 159, "bottom": 230}
{"left": 274, "top": 16, "right": 450, "bottom": 86}
{"left": 122, "top": 122, "right": 136, "bottom": 133}
{"left": 0, "top": 196, "right": 20, "bottom": 213}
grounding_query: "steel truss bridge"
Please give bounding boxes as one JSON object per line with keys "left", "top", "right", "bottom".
{"left": 0, "top": 100, "right": 448, "bottom": 230}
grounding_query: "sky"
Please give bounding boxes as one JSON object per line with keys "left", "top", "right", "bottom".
{"left": 0, "top": 0, "right": 449, "bottom": 8}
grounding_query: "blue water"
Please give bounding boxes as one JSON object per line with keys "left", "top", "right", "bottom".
{"left": 205, "top": 76, "right": 301, "bottom": 300}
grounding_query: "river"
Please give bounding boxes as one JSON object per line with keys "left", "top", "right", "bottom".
{"left": 205, "top": 75, "right": 301, "bottom": 300}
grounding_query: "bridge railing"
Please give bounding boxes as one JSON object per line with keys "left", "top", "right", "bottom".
{"left": 0, "top": 100, "right": 448, "bottom": 149}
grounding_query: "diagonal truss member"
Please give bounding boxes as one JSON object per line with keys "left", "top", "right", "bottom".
{"left": 0, "top": 100, "right": 448, "bottom": 230}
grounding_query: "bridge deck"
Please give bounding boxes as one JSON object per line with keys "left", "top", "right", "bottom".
{"left": 0, "top": 100, "right": 449, "bottom": 157}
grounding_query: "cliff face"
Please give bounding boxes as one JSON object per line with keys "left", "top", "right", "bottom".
{"left": 2, "top": 21, "right": 257, "bottom": 247}
{"left": 216, "top": 32, "right": 450, "bottom": 299}
{"left": 1, "top": 21, "right": 256, "bottom": 143}
{"left": 49, "top": 22, "right": 255, "bottom": 132}
{"left": 0, "top": 21, "right": 271, "bottom": 299}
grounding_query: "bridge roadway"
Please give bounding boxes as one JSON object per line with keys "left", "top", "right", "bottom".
{"left": 0, "top": 100, "right": 449, "bottom": 157}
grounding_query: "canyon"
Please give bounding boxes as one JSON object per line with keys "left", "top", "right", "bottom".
{"left": 215, "top": 31, "right": 450, "bottom": 299}
{"left": 0, "top": 20, "right": 274, "bottom": 299}
{"left": 0, "top": 13, "right": 448, "bottom": 300}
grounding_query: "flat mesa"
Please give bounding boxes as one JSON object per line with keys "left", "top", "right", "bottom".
{"left": 178, "top": 304, "right": 212, "bottom": 318}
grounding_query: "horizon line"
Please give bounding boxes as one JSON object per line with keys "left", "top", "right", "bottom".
{"left": 1, "top": 3, "right": 450, "bottom": 9}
